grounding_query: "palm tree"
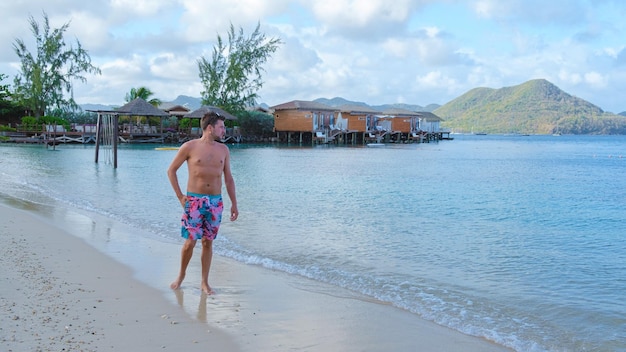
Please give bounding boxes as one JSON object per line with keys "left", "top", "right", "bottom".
{"left": 125, "top": 87, "right": 161, "bottom": 107}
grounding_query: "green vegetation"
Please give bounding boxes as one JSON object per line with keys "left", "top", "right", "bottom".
{"left": 0, "top": 73, "right": 23, "bottom": 125}
{"left": 0, "top": 125, "right": 17, "bottom": 132}
{"left": 12, "top": 12, "right": 100, "bottom": 118}
{"left": 178, "top": 118, "right": 199, "bottom": 130}
{"left": 20, "top": 115, "right": 70, "bottom": 132}
{"left": 198, "top": 22, "right": 281, "bottom": 115}
{"left": 0, "top": 73, "right": 11, "bottom": 104}
{"left": 125, "top": 86, "right": 161, "bottom": 107}
{"left": 435, "top": 79, "right": 626, "bottom": 134}
{"left": 237, "top": 110, "right": 274, "bottom": 138}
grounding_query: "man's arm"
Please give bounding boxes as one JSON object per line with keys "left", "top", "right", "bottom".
{"left": 223, "top": 147, "right": 238, "bottom": 221}
{"left": 167, "top": 143, "right": 190, "bottom": 207}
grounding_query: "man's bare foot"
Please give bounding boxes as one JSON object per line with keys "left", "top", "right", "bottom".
{"left": 201, "top": 284, "right": 215, "bottom": 295}
{"left": 170, "top": 275, "right": 185, "bottom": 290}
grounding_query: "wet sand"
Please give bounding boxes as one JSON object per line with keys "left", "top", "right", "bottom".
{"left": 0, "top": 202, "right": 512, "bottom": 351}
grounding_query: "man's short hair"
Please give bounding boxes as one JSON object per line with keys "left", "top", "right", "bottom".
{"left": 201, "top": 112, "right": 226, "bottom": 130}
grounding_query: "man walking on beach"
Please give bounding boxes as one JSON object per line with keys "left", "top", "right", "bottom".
{"left": 167, "top": 112, "right": 238, "bottom": 295}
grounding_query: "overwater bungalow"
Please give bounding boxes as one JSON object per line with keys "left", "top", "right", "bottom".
{"left": 418, "top": 112, "right": 451, "bottom": 140}
{"left": 271, "top": 100, "right": 340, "bottom": 144}
{"left": 337, "top": 104, "right": 383, "bottom": 144}
{"left": 376, "top": 108, "right": 422, "bottom": 143}
{"left": 270, "top": 99, "right": 450, "bottom": 144}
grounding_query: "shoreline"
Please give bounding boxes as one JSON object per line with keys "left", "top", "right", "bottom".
{"left": 0, "top": 199, "right": 512, "bottom": 351}
{"left": 0, "top": 202, "right": 238, "bottom": 351}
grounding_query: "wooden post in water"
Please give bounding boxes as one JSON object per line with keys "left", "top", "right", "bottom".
{"left": 93, "top": 112, "right": 119, "bottom": 167}
{"left": 113, "top": 114, "right": 118, "bottom": 168}
{"left": 94, "top": 113, "right": 101, "bottom": 163}
{"left": 52, "top": 124, "right": 57, "bottom": 150}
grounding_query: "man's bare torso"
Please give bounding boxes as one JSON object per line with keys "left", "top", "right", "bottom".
{"left": 185, "top": 139, "right": 227, "bottom": 195}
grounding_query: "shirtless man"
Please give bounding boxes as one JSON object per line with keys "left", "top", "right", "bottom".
{"left": 167, "top": 112, "right": 238, "bottom": 295}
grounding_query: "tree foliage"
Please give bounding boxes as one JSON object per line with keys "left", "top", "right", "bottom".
{"left": 0, "top": 73, "right": 10, "bottom": 101}
{"left": 198, "top": 22, "right": 281, "bottom": 114}
{"left": 125, "top": 86, "right": 161, "bottom": 107}
{"left": 0, "top": 73, "right": 23, "bottom": 124}
{"left": 0, "top": 73, "right": 15, "bottom": 113}
{"left": 12, "top": 12, "right": 101, "bottom": 117}
{"left": 236, "top": 110, "right": 275, "bottom": 138}
{"left": 20, "top": 115, "right": 70, "bottom": 132}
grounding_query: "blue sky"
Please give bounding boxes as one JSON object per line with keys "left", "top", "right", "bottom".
{"left": 1, "top": 0, "right": 625, "bottom": 113}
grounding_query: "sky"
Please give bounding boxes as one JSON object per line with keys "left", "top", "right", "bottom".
{"left": 1, "top": 0, "right": 626, "bottom": 113}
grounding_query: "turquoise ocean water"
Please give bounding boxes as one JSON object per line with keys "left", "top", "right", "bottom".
{"left": 1, "top": 134, "right": 624, "bottom": 352}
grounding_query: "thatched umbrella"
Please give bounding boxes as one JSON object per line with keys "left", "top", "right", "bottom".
{"left": 116, "top": 97, "right": 170, "bottom": 134}
{"left": 183, "top": 105, "right": 237, "bottom": 120}
{"left": 117, "top": 97, "right": 169, "bottom": 117}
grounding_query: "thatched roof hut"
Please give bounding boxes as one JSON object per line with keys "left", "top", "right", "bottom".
{"left": 159, "top": 103, "right": 190, "bottom": 117}
{"left": 184, "top": 106, "right": 237, "bottom": 120}
{"left": 117, "top": 98, "right": 169, "bottom": 117}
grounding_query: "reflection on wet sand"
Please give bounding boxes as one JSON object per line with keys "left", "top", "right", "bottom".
{"left": 174, "top": 288, "right": 208, "bottom": 323}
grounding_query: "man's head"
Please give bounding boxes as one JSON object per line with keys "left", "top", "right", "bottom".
{"left": 201, "top": 112, "right": 226, "bottom": 140}
{"left": 201, "top": 112, "right": 226, "bottom": 130}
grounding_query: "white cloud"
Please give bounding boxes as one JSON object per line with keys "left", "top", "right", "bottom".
{"left": 417, "top": 71, "right": 450, "bottom": 87}
{"left": 558, "top": 70, "right": 583, "bottom": 85}
{"left": 472, "top": 0, "right": 586, "bottom": 24}
{"left": 383, "top": 39, "right": 409, "bottom": 58}
{"left": 1, "top": 0, "right": 626, "bottom": 112}
{"left": 64, "top": 12, "right": 112, "bottom": 52}
{"left": 149, "top": 53, "right": 197, "bottom": 81}
{"left": 584, "top": 71, "right": 607, "bottom": 88}
{"left": 269, "top": 36, "right": 321, "bottom": 72}
{"left": 179, "top": 0, "right": 291, "bottom": 42}
{"left": 306, "top": 0, "right": 423, "bottom": 40}
{"left": 110, "top": 0, "right": 174, "bottom": 16}
{"left": 310, "top": 0, "right": 413, "bottom": 27}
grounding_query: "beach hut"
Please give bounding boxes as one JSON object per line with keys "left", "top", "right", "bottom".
{"left": 335, "top": 105, "right": 383, "bottom": 144}
{"left": 338, "top": 104, "right": 383, "bottom": 133}
{"left": 116, "top": 98, "right": 170, "bottom": 141}
{"left": 118, "top": 97, "right": 170, "bottom": 117}
{"left": 87, "top": 98, "right": 169, "bottom": 168}
{"left": 377, "top": 108, "right": 424, "bottom": 143}
{"left": 271, "top": 100, "right": 339, "bottom": 143}
{"left": 159, "top": 103, "right": 191, "bottom": 117}
{"left": 417, "top": 112, "right": 443, "bottom": 133}
{"left": 381, "top": 108, "right": 422, "bottom": 133}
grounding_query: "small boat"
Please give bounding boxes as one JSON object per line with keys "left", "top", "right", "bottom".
{"left": 366, "top": 143, "right": 385, "bottom": 147}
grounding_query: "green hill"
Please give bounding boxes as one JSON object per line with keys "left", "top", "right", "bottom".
{"left": 434, "top": 79, "right": 626, "bottom": 134}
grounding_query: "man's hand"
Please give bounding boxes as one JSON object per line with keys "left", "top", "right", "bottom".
{"left": 230, "top": 205, "right": 239, "bottom": 221}
{"left": 178, "top": 195, "right": 188, "bottom": 208}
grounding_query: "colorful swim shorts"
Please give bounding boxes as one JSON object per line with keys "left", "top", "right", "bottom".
{"left": 181, "top": 192, "right": 224, "bottom": 241}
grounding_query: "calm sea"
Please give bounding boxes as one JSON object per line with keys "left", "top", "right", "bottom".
{"left": 1, "top": 134, "right": 624, "bottom": 352}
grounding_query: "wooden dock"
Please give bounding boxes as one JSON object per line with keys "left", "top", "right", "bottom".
{"left": 1, "top": 128, "right": 241, "bottom": 145}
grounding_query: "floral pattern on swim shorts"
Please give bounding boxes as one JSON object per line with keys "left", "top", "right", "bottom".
{"left": 181, "top": 193, "right": 224, "bottom": 240}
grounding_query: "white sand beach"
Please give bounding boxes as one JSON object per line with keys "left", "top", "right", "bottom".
{"left": 0, "top": 202, "right": 512, "bottom": 351}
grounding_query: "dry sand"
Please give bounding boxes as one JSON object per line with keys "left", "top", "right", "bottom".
{"left": 0, "top": 202, "right": 512, "bottom": 351}
{"left": 0, "top": 203, "right": 237, "bottom": 351}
